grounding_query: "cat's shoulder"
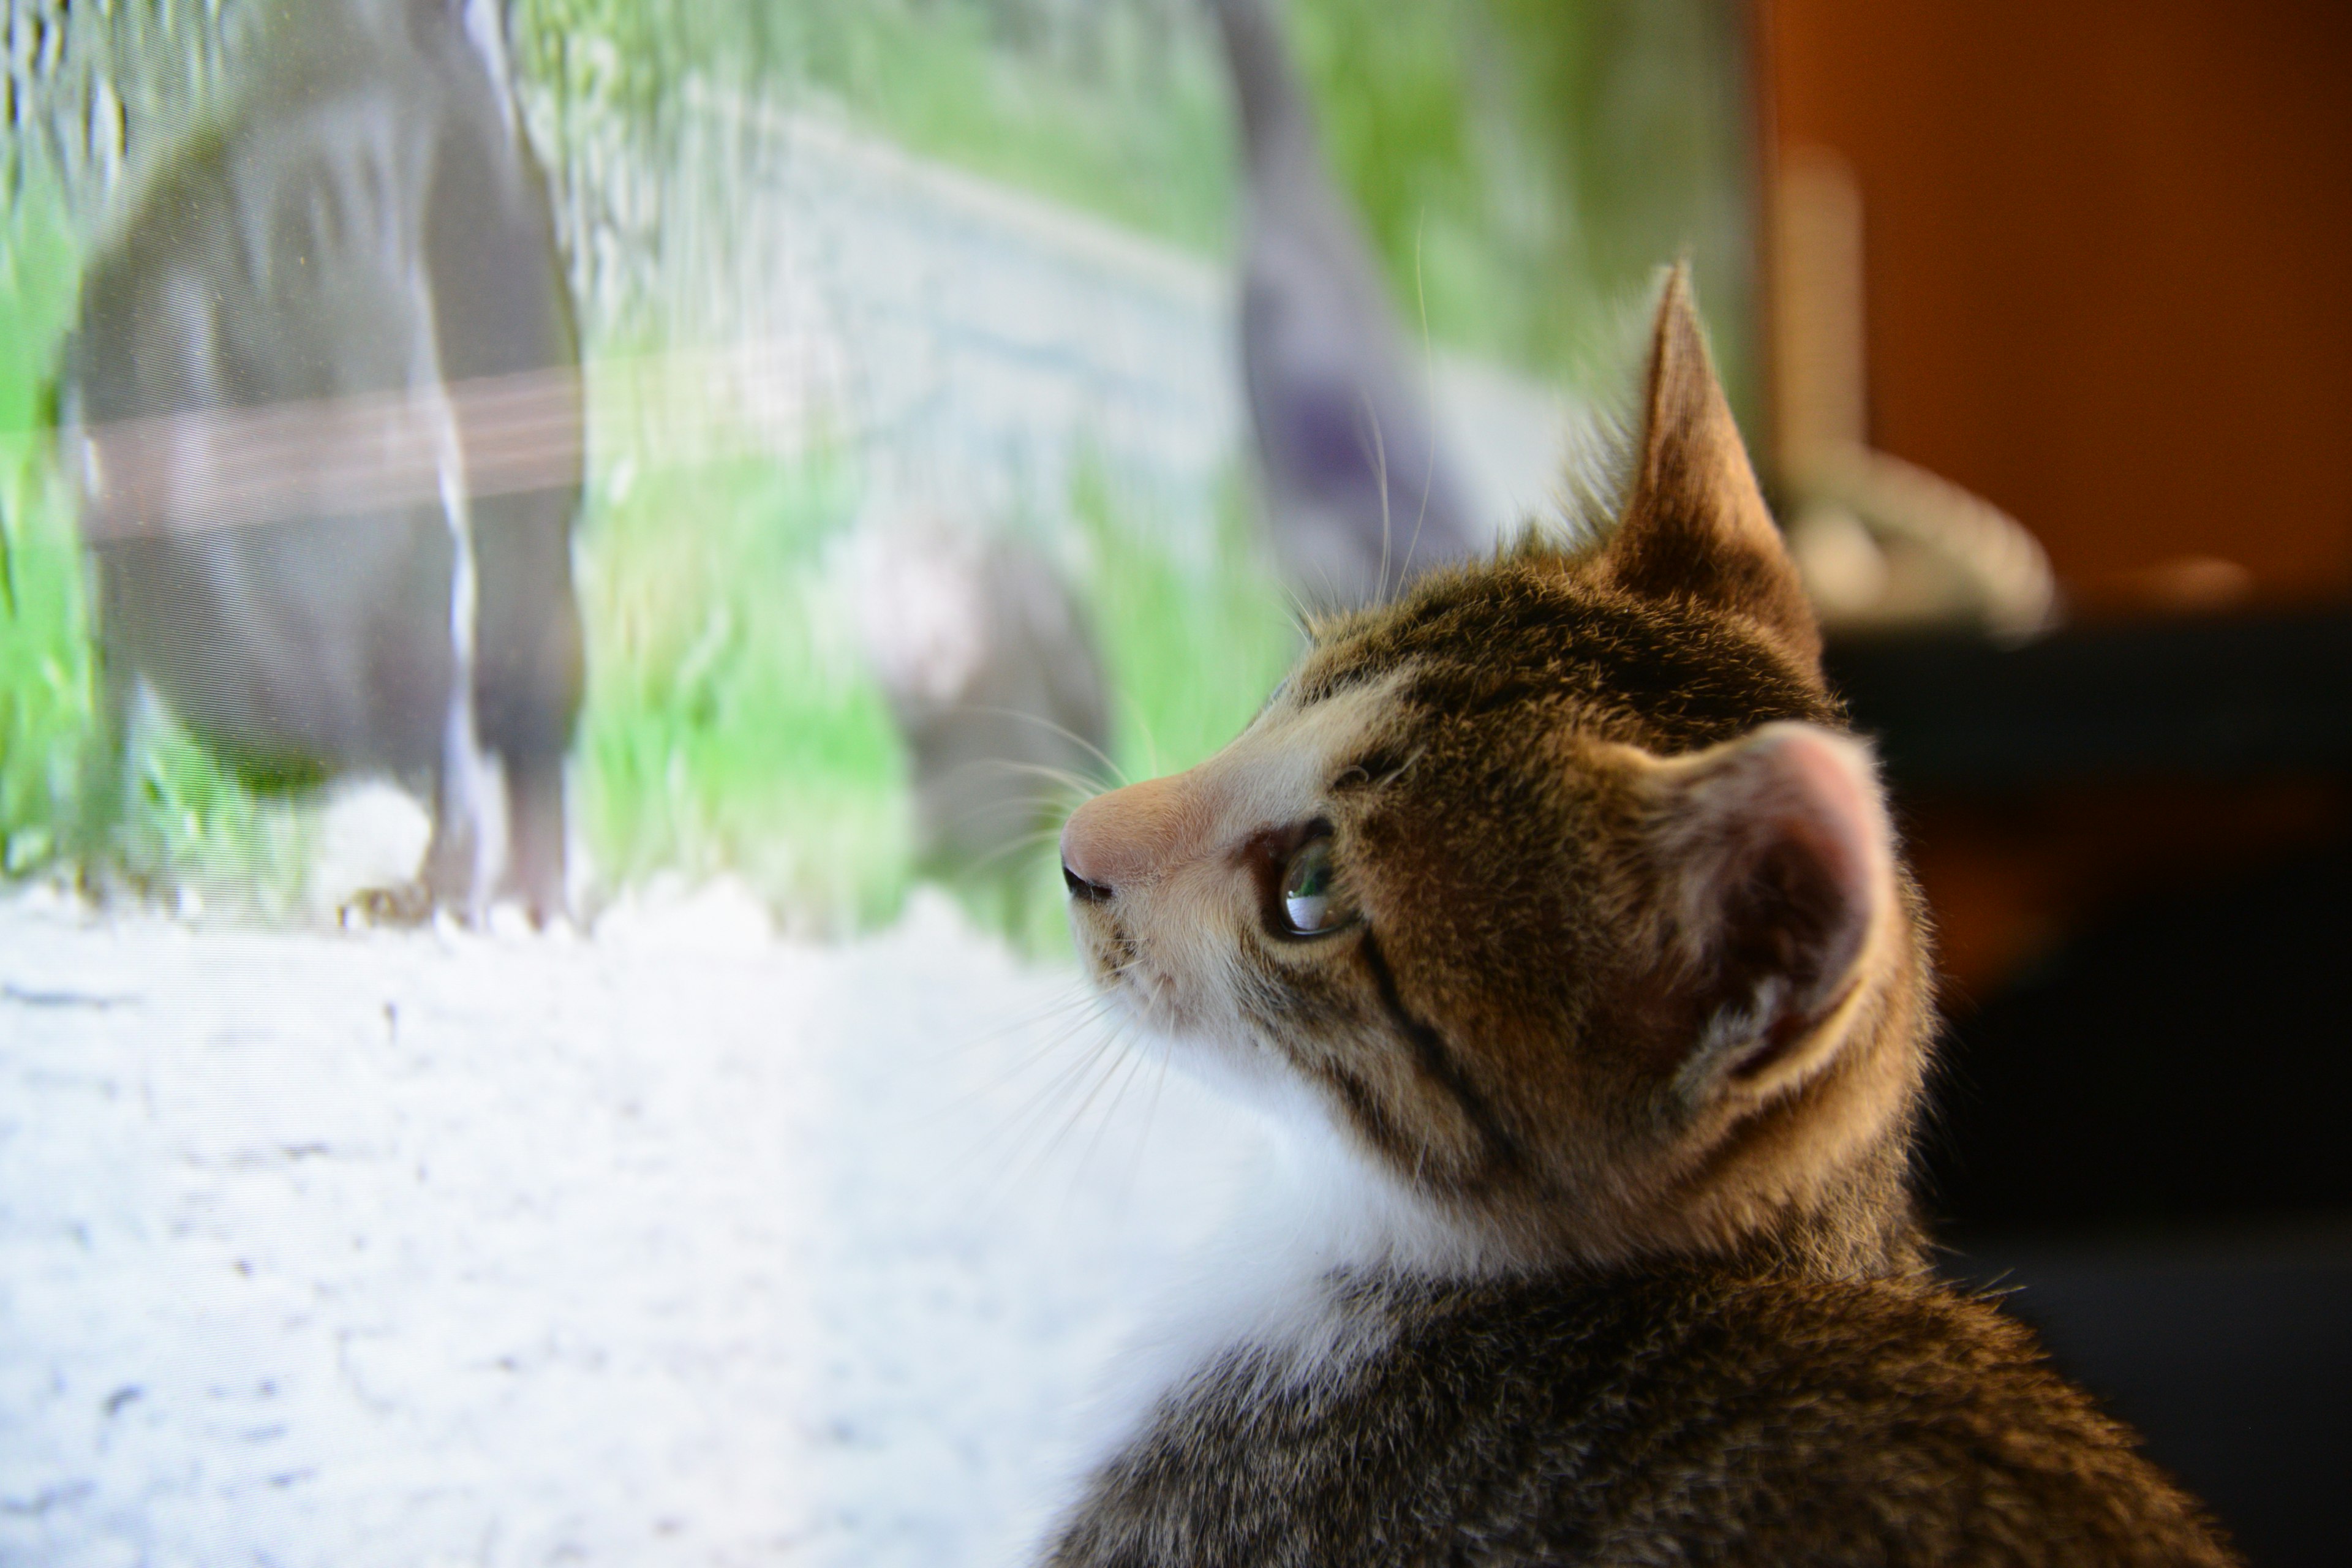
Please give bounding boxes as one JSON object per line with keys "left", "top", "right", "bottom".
{"left": 1412, "top": 1265, "right": 2238, "bottom": 1566}
{"left": 1427, "top": 1264, "right": 2136, "bottom": 1446}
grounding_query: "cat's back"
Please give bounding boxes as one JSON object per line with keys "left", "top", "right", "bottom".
{"left": 1049, "top": 1267, "right": 2234, "bottom": 1567}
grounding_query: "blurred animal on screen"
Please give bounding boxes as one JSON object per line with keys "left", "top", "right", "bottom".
{"left": 61, "top": 0, "right": 582, "bottom": 922}
{"left": 1041, "top": 270, "right": 2237, "bottom": 1566}
{"left": 852, "top": 515, "right": 1110, "bottom": 910}
{"left": 1210, "top": 0, "right": 1482, "bottom": 611}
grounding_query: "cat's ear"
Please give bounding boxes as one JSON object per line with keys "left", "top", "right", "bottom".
{"left": 1635, "top": 722, "right": 1894, "bottom": 1107}
{"left": 1593, "top": 265, "right": 1822, "bottom": 667}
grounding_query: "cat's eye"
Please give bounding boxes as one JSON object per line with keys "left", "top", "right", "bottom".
{"left": 1278, "top": 835, "right": 1349, "bottom": 937}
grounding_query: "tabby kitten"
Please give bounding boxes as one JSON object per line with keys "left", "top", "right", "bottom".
{"left": 1043, "top": 270, "right": 2235, "bottom": 1566}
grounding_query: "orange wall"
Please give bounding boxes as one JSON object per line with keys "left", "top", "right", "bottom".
{"left": 1764, "top": 1, "right": 2352, "bottom": 601}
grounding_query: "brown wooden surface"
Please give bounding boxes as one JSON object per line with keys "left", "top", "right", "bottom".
{"left": 1762, "top": 0, "right": 2352, "bottom": 605}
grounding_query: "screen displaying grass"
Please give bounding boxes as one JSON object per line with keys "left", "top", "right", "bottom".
{"left": 0, "top": 183, "right": 92, "bottom": 881}
{"left": 511, "top": 0, "right": 1755, "bottom": 397}
{"left": 575, "top": 440, "right": 910, "bottom": 935}
{"left": 0, "top": 176, "right": 1297, "bottom": 946}
{"left": 0, "top": 0, "right": 1749, "bottom": 944}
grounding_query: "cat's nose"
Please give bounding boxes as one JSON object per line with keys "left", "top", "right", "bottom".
{"left": 1061, "top": 773, "right": 1204, "bottom": 901}
{"left": 1061, "top": 861, "right": 1114, "bottom": 903}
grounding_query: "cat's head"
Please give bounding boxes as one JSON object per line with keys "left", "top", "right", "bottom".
{"left": 1061, "top": 270, "right": 1931, "bottom": 1276}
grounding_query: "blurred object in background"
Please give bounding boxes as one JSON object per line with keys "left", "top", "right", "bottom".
{"left": 1767, "top": 0, "right": 2352, "bottom": 615}
{"left": 1771, "top": 145, "right": 2055, "bottom": 637}
{"left": 59, "top": 0, "right": 584, "bottom": 923}
{"left": 1768, "top": 4, "right": 2352, "bottom": 1561}
{"left": 850, "top": 513, "right": 1109, "bottom": 919}
{"left": 1210, "top": 0, "right": 1480, "bottom": 609}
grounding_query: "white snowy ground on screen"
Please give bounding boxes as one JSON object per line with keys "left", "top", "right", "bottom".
{"left": 0, "top": 882, "right": 1257, "bottom": 1567}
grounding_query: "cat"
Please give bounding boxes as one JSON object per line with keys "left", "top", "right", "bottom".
{"left": 1041, "top": 268, "right": 2236, "bottom": 1566}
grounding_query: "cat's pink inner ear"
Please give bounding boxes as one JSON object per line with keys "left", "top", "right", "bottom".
{"left": 1651, "top": 722, "right": 1892, "bottom": 1100}
{"left": 1596, "top": 265, "right": 1822, "bottom": 668}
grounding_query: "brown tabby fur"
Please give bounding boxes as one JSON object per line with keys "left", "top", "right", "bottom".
{"left": 1043, "top": 268, "right": 2236, "bottom": 1566}
{"left": 1048, "top": 1268, "right": 2226, "bottom": 1566}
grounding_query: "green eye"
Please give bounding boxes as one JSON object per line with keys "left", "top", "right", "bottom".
{"left": 1280, "top": 836, "right": 1346, "bottom": 935}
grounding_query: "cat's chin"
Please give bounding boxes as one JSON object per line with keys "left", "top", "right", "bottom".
{"left": 1112, "top": 1009, "right": 1304, "bottom": 1115}
{"left": 1082, "top": 940, "right": 1218, "bottom": 1042}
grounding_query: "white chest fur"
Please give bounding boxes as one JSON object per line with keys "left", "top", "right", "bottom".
{"left": 1068, "top": 1097, "right": 1497, "bottom": 1476}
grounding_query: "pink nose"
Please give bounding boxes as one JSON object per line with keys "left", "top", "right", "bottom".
{"left": 1060, "top": 772, "right": 1208, "bottom": 901}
